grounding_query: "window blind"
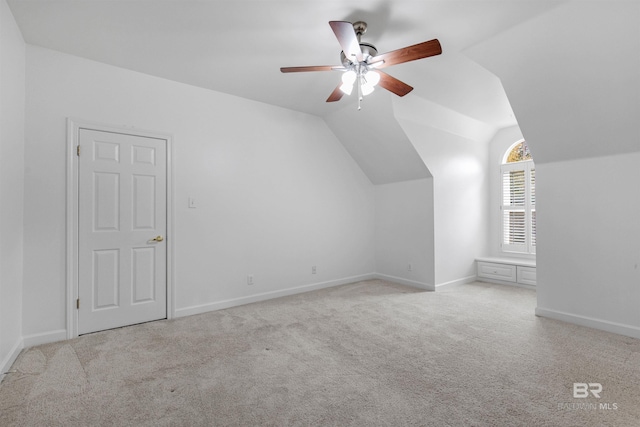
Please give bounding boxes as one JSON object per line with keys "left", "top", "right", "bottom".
{"left": 501, "top": 161, "right": 535, "bottom": 254}
{"left": 531, "top": 169, "right": 536, "bottom": 248}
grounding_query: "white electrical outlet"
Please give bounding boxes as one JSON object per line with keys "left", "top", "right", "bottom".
{"left": 312, "top": 266, "right": 317, "bottom": 274}
{"left": 408, "top": 263, "right": 413, "bottom": 272}
{"left": 247, "top": 275, "right": 254, "bottom": 285}
{"left": 188, "top": 197, "right": 197, "bottom": 208}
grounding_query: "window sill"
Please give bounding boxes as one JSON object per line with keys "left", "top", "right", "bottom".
{"left": 476, "top": 257, "right": 535, "bottom": 268}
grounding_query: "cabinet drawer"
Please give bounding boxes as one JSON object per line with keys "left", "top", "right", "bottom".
{"left": 517, "top": 266, "right": 537, "bottom": 285}
{"left": 477, "top": 262, "right": 516, "bottom": 282}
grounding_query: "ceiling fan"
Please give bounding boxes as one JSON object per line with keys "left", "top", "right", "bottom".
{"left": 280, "top": 21, "right": 442, "bottom": 109}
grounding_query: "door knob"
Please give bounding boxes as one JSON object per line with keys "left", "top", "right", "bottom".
{"left": 151, "top": 235, "right": 164, "bottom": 242}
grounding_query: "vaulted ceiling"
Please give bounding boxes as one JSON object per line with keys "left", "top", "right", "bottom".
{"left": 7, "top": 0, "right": 565, "bottom": 183}
{"left": 7, "top": 1, "right": 563, "bottom": 121}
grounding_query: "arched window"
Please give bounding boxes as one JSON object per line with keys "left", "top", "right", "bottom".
{"left": 504, "top": 140, "right": 532, "bottom": 163}
{"left": 501, "top": 140, "right": 535, "bottom": 254}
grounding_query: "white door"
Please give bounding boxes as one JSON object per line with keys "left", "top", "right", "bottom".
{"left": 78, "top": 128, "right": 167, "bottom": 334}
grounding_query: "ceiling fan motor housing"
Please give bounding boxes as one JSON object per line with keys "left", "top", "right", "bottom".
{"left": 341, "top": 43, "right": 378, "bottom": 66}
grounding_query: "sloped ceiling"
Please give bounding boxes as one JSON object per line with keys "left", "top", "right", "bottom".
{"left": 7, "top": 0, "right": 564, "bottom": 183}
{"left": 324, "top": 92, "right": 431, "bottom": 185}
{"left": 464, "top": 1, "right": 640, "bottom": 164}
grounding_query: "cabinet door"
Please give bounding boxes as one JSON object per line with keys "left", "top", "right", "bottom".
{"left": 477, "top": 262, "right": 516, "bottom": 282}
{"left": 517, "top": 266, "right": 537, "bottom": 286}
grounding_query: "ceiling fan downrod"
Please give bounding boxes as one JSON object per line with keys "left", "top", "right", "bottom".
{"left": 357, "top": 73, "right": 362, "bottom": 110}
{"left": 352, "top": 21, "right": 367, "bottom": 42}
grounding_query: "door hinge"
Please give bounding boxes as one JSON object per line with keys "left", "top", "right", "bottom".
{"left": 76, "top": 298, "right": 80, "bottom": 309}
{"left": 77, "top": 145, "right": 80, "bottom": 156}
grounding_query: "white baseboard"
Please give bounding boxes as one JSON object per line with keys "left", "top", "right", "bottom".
{"left": 0, "top": 338, "right": 24, "bottom": 382}
{"left": 22, "top": 329, "right": 67, "bottom": 348}
{"left": 435, "top": 275, "right": 477, "bottom": 290}
{"left": 374, "top": 273, "right": 434, "bottom": 291}
{"left": 535, "top": 307, "right": 640, "bottom": 340}
{"left": 175, "top": 273, "right": 377, "bottom": 318}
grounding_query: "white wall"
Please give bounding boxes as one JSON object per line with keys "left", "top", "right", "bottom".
{"left": 375, "top": 178, "right": 434, "bottom": 290}
{"left": 393, "top": 97, "right": 490, "bottom": 287}
{"left": 23, "top": 45, "right": 376, "bottom": 340}
{"left": 0, "top": 0, "right": 25, "bottom": 376}
{"left": 536, "top": 153, "right": 640, "bottom": 335}
{"left": 465, "top": 1, "right": 640, "bottom": 337}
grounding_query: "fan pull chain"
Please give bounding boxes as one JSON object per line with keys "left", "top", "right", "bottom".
{"left": 357, "top": 70, "right": 363, "bottom": 110}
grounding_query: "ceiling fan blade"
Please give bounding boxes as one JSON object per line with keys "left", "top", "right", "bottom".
{"left": 326, "top": 84, "right": 344, "bottom": 102}
{"left": 280, "top": 65, "right": 342, "bottom": 73}
{"left": 376, "top": 71, "right": 413, "bottom": 97}
{"left": 369, "top": 39, "right": 442, "bottom": 69}
{"left": 329, "top": 21, "right": 363, "bottom": 63}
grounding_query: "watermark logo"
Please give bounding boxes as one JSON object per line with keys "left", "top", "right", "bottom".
{"left": 557, "top": 382, "right": 618, "bottom": 411}
{"left": 573, "top": 383, "right": 602, "bottom": 398}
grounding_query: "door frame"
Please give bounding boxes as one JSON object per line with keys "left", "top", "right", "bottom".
{"left": 66, "top": 118, "right": 175, "bottom": 338}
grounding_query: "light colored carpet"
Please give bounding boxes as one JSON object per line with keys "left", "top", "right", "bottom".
{"left": 1, "top": 279, "right": 639, "bottom": 426}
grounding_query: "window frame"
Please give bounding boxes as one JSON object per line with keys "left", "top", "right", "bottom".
{"left": 501, "top": 142, "right": 536, "bottom": 255}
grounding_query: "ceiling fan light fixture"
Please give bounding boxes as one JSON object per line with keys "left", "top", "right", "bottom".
{"left": 340, "top": 82, "right": 354, "bottom": 95}
{"left": 364, "top": 70, "right": 380, "bottom": 87}
{"left": 361, "top": 82, "right": 375, "bottom": 96}
{"left": 340, "top": 69, "right": 357, "bottom": 94}
{"left": 341, "top": 70, "right": 357, "bottom": 85}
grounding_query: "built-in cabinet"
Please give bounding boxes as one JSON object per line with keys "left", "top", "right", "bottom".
{"left": 516, "top": 265, "right": 537, "bottom": 286}
{"left": 476, "top": 258, "right": 536, "bottom": 287}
